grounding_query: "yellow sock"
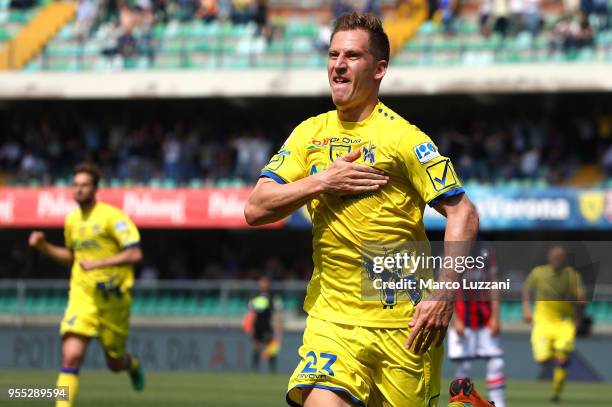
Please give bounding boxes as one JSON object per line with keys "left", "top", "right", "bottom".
{"left": 128, "top": 355, "right": 140, "bottom": 373}
{"left": 56, "top": 368, "right": 80, "bottom": 407}
{"left": 552, "top": 366, "right": 568, "bottom": 398}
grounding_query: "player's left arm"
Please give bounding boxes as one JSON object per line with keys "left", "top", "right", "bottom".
{"left": 406, "top": 194, "right": 479, "bottom": 353}
{"left": 80, "top": 212, "right": 142, "bottom": 271}
{"left": 395, "top": 129, "right": 479, "bottom": 353}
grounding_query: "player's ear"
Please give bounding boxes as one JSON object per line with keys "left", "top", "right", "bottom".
{"left": 374, "top": 59, "right": 387, "bottom": 81}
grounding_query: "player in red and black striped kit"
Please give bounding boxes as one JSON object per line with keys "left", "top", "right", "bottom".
{"left": 448, "top": 242, "right": 506, "bottom": 407}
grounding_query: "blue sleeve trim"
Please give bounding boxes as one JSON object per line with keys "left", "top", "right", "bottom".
{"left": 60, "top": 367, "right": 80, "bottom": 375}
{"left": 260, "top": 171, "right": 287, "bottom": 184}
{"left": 122, "top": 242, "right": 141, "bottom": 250}
{"left": 286, "top": 384, "right": 365, "bottom": 407}
{"left": 427, "top": 187, "right": 465, "bottom": 207}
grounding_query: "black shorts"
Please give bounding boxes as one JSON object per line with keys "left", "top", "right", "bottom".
{"left": 253, "top": 327, "right": 273, "bottom": 343}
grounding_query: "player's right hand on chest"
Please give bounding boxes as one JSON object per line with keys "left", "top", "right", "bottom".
{"left": 318, "top": 148, "right": 388, "bottom": 196}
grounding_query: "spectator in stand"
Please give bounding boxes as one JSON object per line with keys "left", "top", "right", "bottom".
{"left": 253, "top": 0, "right": 269, "bottom": 39}
{"left": 564, "top": 0, "right": 580, "bottom": 14}
{"left": 551, "top": 12, "right": 594, "bottom": 52}
{"left": 179, "top": 0, "right": 197, "bottom": 21}
{"left": 524, "top": 0, "right": 542, "bottom": 36}
{"left": 154, "top": 0, "right": 169, "bottom": 23}
{"left": 163, "top": 129, "right": 185, "bottom": 183}
{"left": 590, "top": 0, "right": 609, "bottom": 29}
{"left": 576, "top": 14, "right": 595, "bottom": 48}
{"left": 438, "top": 0, "right": 456, "bottom": 34}
{"left": 332, "top": 0, "right": 355, "bottom": 19}
{"left": 480, "top": 0, "right": 493, "bottom": 35}
{"left": 314, "top": 14, "right": 333, "bottom": 53}
{"left": 20, "top": 150, "right": 48, "bottom": 182}
{"left": 0, "top": 139, "right": 22, "bottom": 172}
{"left": 117, "top": 29, "right": 137, "bottom": 57}
{"left": 233, "top": 132, "right": 255, "bottom": 181}
{"left": 231, "top": 0, "right": 253, "bottom": 24}
{"left": 481, "top": 0, "right": 510, "bottom": 37}
{"left": 363, "top": 0, "right": 382, "bottom": 18}
{"left": 73, "top": 0, "right": 98, "bottom": 41}
{"left": 196, "top": 0, "right": 218, "bottom": 23}
{"left": 508, "top": 0, "right": 525, "bottom": 34}
{"left": 135, "top": 0, "right": 155, "bottom": 25}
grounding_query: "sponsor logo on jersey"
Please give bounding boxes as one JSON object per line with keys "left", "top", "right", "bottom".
{"left": 308, "top": 137, "right": 362, "bottom": 149}
{"left": 114, "top": 220, "right": 128, "bottom": 232}
{"left": 73, "top": 239, "right": 101, "bottom": 250}
{"left": 426, "top": 159, "right": 457, "bottom": 192}
{"left": 414, "top": 142, "right": 440, "bottom": 164}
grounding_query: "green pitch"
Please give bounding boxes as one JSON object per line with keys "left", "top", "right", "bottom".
{"left": 1, "top": 370, "right": 612, "bottom": 406}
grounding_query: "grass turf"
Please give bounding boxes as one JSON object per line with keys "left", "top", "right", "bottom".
{"left": 1, "top": 369, "right": 611, "bottom": 406}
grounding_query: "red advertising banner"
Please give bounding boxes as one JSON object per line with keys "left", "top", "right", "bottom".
{"left": 0, "top": 188, "right": 278, "bottom": 229}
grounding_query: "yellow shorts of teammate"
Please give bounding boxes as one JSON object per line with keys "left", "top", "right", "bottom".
{"left": 60, "top": 296, "right": 131, "bottom": 359}
{"left": 287, "top": 316, "right": 443, "bottom": 407}
{"left": 531, "top": 319, "right": 576, "bottom": 362}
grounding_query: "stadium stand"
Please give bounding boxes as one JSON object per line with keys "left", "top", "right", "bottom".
{"left": 0, "top": 0, "right": 608, "bottom": 71}
{"left": 0, "top": 0, "right": 37, "bottom": 48}
{"left": 1, "top": 100, "right": 611, "bottom": 187}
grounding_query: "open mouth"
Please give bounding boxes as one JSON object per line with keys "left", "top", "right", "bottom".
{"left": 333, "top": 76, "right": 350, "bottom": 84}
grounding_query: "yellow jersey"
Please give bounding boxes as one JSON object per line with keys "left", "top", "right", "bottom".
{"left": 526, "top": 264, "right": 585, "bottom": 323}
{"left": 261, "top": 101, "right": 464, "bottom": 328}
{"left": 64, "top": 201, "right": 140, "bottom": 306}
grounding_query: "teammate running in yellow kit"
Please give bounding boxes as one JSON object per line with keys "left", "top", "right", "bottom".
{"left": 29, "top": 162, "right": 144, "bottom": 406}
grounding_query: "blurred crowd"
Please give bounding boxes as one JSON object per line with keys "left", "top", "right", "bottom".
{"left": 438, "top": 113, "right": 612, "bottom": 184}
{"left": 71, "top": 0, "right": 272, "bottom": 62}
{"left": 9, "top": 0, "right": 612, "bottom": 65}
{"left": 432, "top": 0, "right": 609, "bottom": 38}
{"left": 1, "top": 107, "right": 611, "bottom": 186}
{"left": 0, "top": 230, "right": 314, "bottom": 281}
{"left": 0, "top": 117, "right": 274, "bottom": 185}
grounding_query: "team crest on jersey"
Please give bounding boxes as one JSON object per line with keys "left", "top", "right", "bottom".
{"left": 362, "top": 144, "right": 376, "bottom": 164}
{"left": 330, "top": 145, "right": 351, "bottom": 161}
{"left": 414, "top": 142, "right": 440, "bottom": 164}
{"left": 426, "top": 159, "right": 457, "bottom": 192}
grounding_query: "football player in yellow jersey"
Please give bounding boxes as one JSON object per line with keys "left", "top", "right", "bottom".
{"left": 245, "top": 12, "right": 479, "bottom": 407}
{"left": 28, "top": 163, "right": 144, "bottom": 407}
{"left": 522, "top": 245, "right": 586, "bottom": 403}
